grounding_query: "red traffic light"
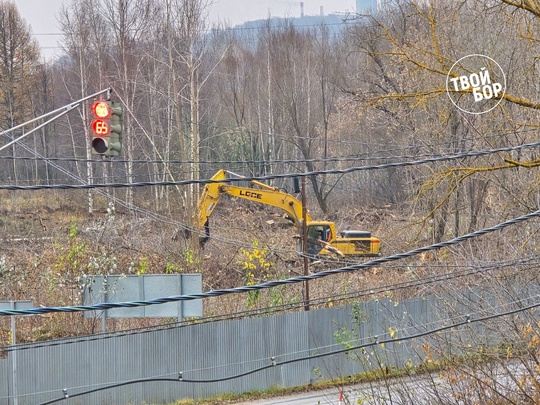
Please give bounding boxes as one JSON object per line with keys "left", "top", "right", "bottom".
{"left": 92, "top": 119, "right": 110, "bottom": 136}
{"left": 89, "top": 99, "right": 123, "bottom": 156}
{"left": 92, "top": 101, "right": 111, "bottom": 118}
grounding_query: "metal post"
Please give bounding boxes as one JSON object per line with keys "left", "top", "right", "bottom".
{"left": 0, "top": 300, "right": 33, "bottom": 405}
{"left": 178, "top": 275, "right": 184, "bottom": 325}
{"left": 11, "top": 302, "right": 18, "bottom": 405}
{"left": 0, "top": 104, "right": 79, "bottom": 154}
{"left": 102, "top": 281, "right": 108, "bottom": 333}
{"left": 301, "top": 176, "right": 310, "bottom": 311}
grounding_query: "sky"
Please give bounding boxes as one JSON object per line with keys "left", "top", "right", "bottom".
{"left": 14, "top": 0, "right": 357, "bottom": 60}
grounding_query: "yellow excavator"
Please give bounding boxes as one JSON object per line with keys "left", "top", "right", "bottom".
{"left": 196, "top": 169, "right": 380, "bottom": 258}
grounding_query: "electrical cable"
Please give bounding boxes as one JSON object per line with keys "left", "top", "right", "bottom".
{"left": 0, "top": 130, "right": 176, "bottom": 228}
{"left": 36, "top": 296, "right": 540, "bottom": 405}
{"left": 3, "top": 126, "right": 537, "bottom": 166}
{"left": 4, "top": 107, "right": 540, "bottom": 400}
{"left": 2, "top": 138, "right": 540, "bottom": 191}
{"left": 10, "top": 132, "right": 526, "bottom": 256}
{"left": 16, "top": 54, "right": 540, "bottom": 405}
{"left": 3, "top": 254, "right": 537, "bottom": 355}
{"left": 6, "top": 287, "right": 536, "bottom": 404}
{"left": 4, "top": 122, "right": 537, "bottom": 251}
{"left": 2, "top": 208, "right": 539, "bottom": 317}
{"left": 1, "top": 121, "right": 205, "bottom": 239}
{"left": 3, "top": 252, "right": 533, "bottom": 398}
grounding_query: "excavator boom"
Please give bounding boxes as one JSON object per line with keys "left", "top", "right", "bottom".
{"left": 197, "top": 170, "right": 311, "bottom": 243}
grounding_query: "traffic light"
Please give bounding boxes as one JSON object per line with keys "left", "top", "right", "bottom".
{"left": 90, "top": 100, "right": 123, "bottom": 156}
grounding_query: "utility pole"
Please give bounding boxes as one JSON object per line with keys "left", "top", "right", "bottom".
{"left": 301, "top": 176, "right": 310, "bottom": 311}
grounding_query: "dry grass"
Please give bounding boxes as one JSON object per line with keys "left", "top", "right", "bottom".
{"left": 0, "top": 188, "right": 432, "bottom": 344}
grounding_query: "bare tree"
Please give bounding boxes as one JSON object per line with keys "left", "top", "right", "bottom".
{"left": 100, "top": 0, "right": 159, "bottom": 208}
{"left": 267, "top": 22, "right": 347, "bottom": 213}
{"left": 59, "top": 0, "right": 110, "bottom": 213}
{"left": 341, "top": 0, "right": 540, "bottom": 243}
{"left": 0, "top": 0, "right": 41, "bottom": 183}
{"left": 209, "top": 21, "right": 348, "bottom": 213}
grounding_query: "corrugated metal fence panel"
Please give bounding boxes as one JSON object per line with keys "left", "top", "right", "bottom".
{"left": 1, "top": 296, "right": 426, "bottom": 405}
{"left": 267, "top": 310, "right": 310, "bottom": 388}
{"left": 1, "top": 314, "right": 310, "bottom": 405}
{"left": 305, "top": 297, "right": 442, "bottom": 383}
{"left": 0, "top": 294, "right": 478, "bottom": 405}
{"left": 308, "top": 305, "right": 357, "bottom": 381}
{"left": 0, "top": 354, "right": 9, "bottom": 405}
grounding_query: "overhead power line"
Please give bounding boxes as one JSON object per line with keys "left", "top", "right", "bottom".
{"left": 2, "top": 139, "right": 540, "bottom": 191}
{"left": 2, "top": 208, "right": 539, "bottom": 317}
{"left": 36, "top": 295, "right": 540, "bottom": 405}
{"left": 2, "top": 128, "right": 538, "bottom": 166}
{"left": 3, "top": 255, "right": 537, "bottom": 356}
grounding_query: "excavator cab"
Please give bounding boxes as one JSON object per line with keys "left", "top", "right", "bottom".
{"left": 308, "top": 224, "right": 331, "bottom": 242}
{"left": 305, "top": 224, "right": 332, "bottom": 257}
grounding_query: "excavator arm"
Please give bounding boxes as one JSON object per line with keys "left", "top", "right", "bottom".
{"left": 197, "top": 170, "right": 311, "bottom": 243}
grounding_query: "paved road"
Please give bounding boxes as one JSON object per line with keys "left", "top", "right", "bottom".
{"left": 235, "top": 373, "right": 451, "bottom": 404}
{"left": 236, "top": 387, "right": 344, "bottom": 404}
{"left": 236, "top": 359, "right": 529, "bottom": 404}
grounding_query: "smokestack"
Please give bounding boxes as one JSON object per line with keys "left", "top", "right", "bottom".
{"left": 320, "top": 6, "right": 324, "bottom": 16}
{"left": 300, "top": 2, "right": 304, "bottom": 17}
